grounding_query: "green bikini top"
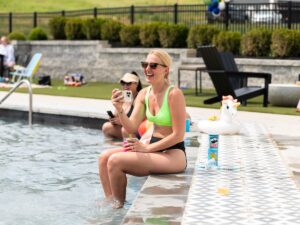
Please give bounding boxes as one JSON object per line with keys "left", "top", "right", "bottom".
{"left": 145, "top": 85, "right": 173, "bottom": 126}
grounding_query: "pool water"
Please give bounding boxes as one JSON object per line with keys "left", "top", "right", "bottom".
{"left": 0, "top": 120, "right": 146, "bottom": 225}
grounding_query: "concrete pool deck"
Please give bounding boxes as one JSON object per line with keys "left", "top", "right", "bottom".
{"left": 1, "top": 91, "right": 300, "bottom": 224}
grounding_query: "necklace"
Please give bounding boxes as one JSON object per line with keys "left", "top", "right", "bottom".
{"left": 151, "top": 81, "right": 166, "bottom": 105}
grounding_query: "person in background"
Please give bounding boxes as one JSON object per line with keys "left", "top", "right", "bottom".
{"left": 98, "top": 49, "right": 187, "bottom": 208}
{"left": 102, "top": 71, "right": 142, "bottom": 139}
{"left": 0, "top": 36, "right": 15, "bottom": 72}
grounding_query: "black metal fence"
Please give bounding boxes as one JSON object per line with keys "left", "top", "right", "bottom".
{"left": 0, "top": 2, "right": 300, "bottom": 37}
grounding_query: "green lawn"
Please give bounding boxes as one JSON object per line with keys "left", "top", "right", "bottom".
{"left": 1, "top": 79, "right": 299, "bottom": 116}
{"left": 0, "top": 0, "right": 201, "bottom": 13}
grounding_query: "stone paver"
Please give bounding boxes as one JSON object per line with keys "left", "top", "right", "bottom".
{"left": 183, "top": 123, "right": 300, "bottom": 225}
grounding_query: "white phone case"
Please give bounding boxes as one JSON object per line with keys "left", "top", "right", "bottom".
{"left": 123, "top": 90, "right": 133, "bottom": 102}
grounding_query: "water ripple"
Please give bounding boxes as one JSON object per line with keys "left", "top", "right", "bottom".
{"left": 0, "top": 119, "right": 146, "bottom": 225}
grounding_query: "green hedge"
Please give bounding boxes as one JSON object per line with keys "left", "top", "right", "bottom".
{"left": 271, "top": 29, "right": 300, "bottom": 58}
{"left": 43, "top": 16, "right": 300, "bottom": 58}
{"left": 187, "top": 25, "right": 220, "bottom": 48}
{"left": 213, "top": 31, "right": 241, "bottom": 54}
{"left": 83, "top": 18, "right": 106, "bottom": 40}
{"left": 65, "top": 18, "right": 86, "bottom": 40}
{"left": 158, "top": 23, "right": 188, "bottom": 48}
{"left": 8, "top": 31, "right": 26, "bottom": 41}
{"left": 120, "top": 24, "right": 141, "bottom": 46}
{"left": 28, "top": 27, "right": 48, "bottom": 40}
{"left": 241, "top": 29, "right": 272, "bottom": 57}
{"left": 139, "top": 22, "right": 161, "bottom": 47}
{"left": 101, "top": 19, "right": 123, "bottom": 42}
{"left": 49, "top": 16, "right": 66, "bottom": 40}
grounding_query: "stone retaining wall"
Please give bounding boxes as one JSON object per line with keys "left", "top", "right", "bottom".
{"left": 13, "top": 40, "right": 300, "bottom": 88}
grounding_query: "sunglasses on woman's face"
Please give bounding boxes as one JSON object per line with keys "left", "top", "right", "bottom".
{"left": 121, "top": 81, "right": 134, "bottom": 86}
{"left": 141, "top": 61, "right": 166, "bottom": 69}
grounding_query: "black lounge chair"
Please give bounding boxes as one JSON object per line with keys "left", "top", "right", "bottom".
{"left": 198, "top": 45, "right": 272, "bottom": 107}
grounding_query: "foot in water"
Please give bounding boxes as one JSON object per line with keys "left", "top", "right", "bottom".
{"left": 111, "top": 198, "right": 124, "bottom": 209}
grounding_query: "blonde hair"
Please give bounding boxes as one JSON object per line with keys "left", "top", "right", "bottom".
{"left": 148, "top": 49, "right": 172, "bottom": 67}
{"left": 148, "top": 49, "right": 172, "bottom": 82}
{"left": 1, "top": 36, "right": 9, "bottom": 44}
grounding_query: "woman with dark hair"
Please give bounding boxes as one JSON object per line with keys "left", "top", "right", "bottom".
{"left": 102, "top": 71, "right": 142, "bottom": 139}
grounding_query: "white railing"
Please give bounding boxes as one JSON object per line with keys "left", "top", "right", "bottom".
{"left": 0, "top": 79, "right": 33, "bottom": 126}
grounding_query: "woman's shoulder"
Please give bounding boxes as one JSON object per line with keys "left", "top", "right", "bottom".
{"left": 168, "top": 85, "right": 184, "bottom": 99}
{"left": 136, "top": 87, "right": 149, "bottom": 101}
{"left": 140, "top": 86, "right": 150, "bottom": 95}
{"left": 169, "top": 85, "right": 182, "bottom": 95}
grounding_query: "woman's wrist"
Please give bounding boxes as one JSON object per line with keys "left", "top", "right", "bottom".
{"left": 118, "top": 108, "right": 124, "bottom": 115}
{"left": 145, "top": 145, "right": 152, "bottom": 153}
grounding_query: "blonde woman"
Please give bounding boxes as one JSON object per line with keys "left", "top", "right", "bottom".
{"left": 98, "top": 49, "right": 187, "bottom": 208}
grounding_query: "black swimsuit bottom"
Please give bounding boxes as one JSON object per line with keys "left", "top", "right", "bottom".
{"left": 150, "top": 136, "right": 186, "bottom": 152}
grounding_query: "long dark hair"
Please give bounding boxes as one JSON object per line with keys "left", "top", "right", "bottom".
{"left": 131, "top": 71, "right": 142, "bottom": 92}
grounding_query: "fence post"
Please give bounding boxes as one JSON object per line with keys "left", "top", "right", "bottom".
{"left": 94, "top": 7, "right": 97, "bottom": 18}
{"left": 224, "top": 1, "right": 229, "bottom": 30}
{"left": 287, "top": 1, "right": 292, "bottom": 29}
{"left": 33, "top": 12, "right": 37, "bottom": 28}
{"left": 174, "top": 3, "right": 178, "bottom": 24}
{"left": 61, "top": 10, "right": 65, "bottom": 17}
{"left": 130, "top": 5, "right": 135, "bottom": 24}
{"left": 9, "top": 12, "right": 12, "bottom": 33}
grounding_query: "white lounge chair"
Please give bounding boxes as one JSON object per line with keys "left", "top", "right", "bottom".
{"left": 11, "top": 53, "right": 42, "bottom": 83}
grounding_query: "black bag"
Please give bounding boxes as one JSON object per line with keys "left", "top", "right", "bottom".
{"left": 38, "top": 75, "right": 51, "bottom": 86}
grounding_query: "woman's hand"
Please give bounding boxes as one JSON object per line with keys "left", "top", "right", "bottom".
{"left": 111, "top": 89, "right": 124, "bottom": 113}
{"left": 109, "top": 117, "right": 121, "bottom": 125}
{"left": 123, "top": 138, "right": 148, "bottom": 153}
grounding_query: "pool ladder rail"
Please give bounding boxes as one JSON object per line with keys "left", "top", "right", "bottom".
{"left": 0, "top": 79, "right": 33, "bottom": 126}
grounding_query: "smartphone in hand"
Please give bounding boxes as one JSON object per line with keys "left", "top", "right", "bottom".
{"left": 122, "top": 90, "right": 133, "bottom": 102}
{"left": 107, "top": 110, "right": 115, "bottom": 118}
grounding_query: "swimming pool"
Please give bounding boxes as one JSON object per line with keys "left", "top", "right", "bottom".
{"left": 0, "top": 119, "right": 146, "bottom": 225}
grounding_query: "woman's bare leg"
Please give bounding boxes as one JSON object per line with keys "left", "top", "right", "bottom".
{"left": 107, "top": 149, "right": 186, "bottom": 207}
{"left": 98, "top": 148, "right": 124, "bottom": 199}
{"left": 102, "top": 122, "right": 123, "bottom": 139}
